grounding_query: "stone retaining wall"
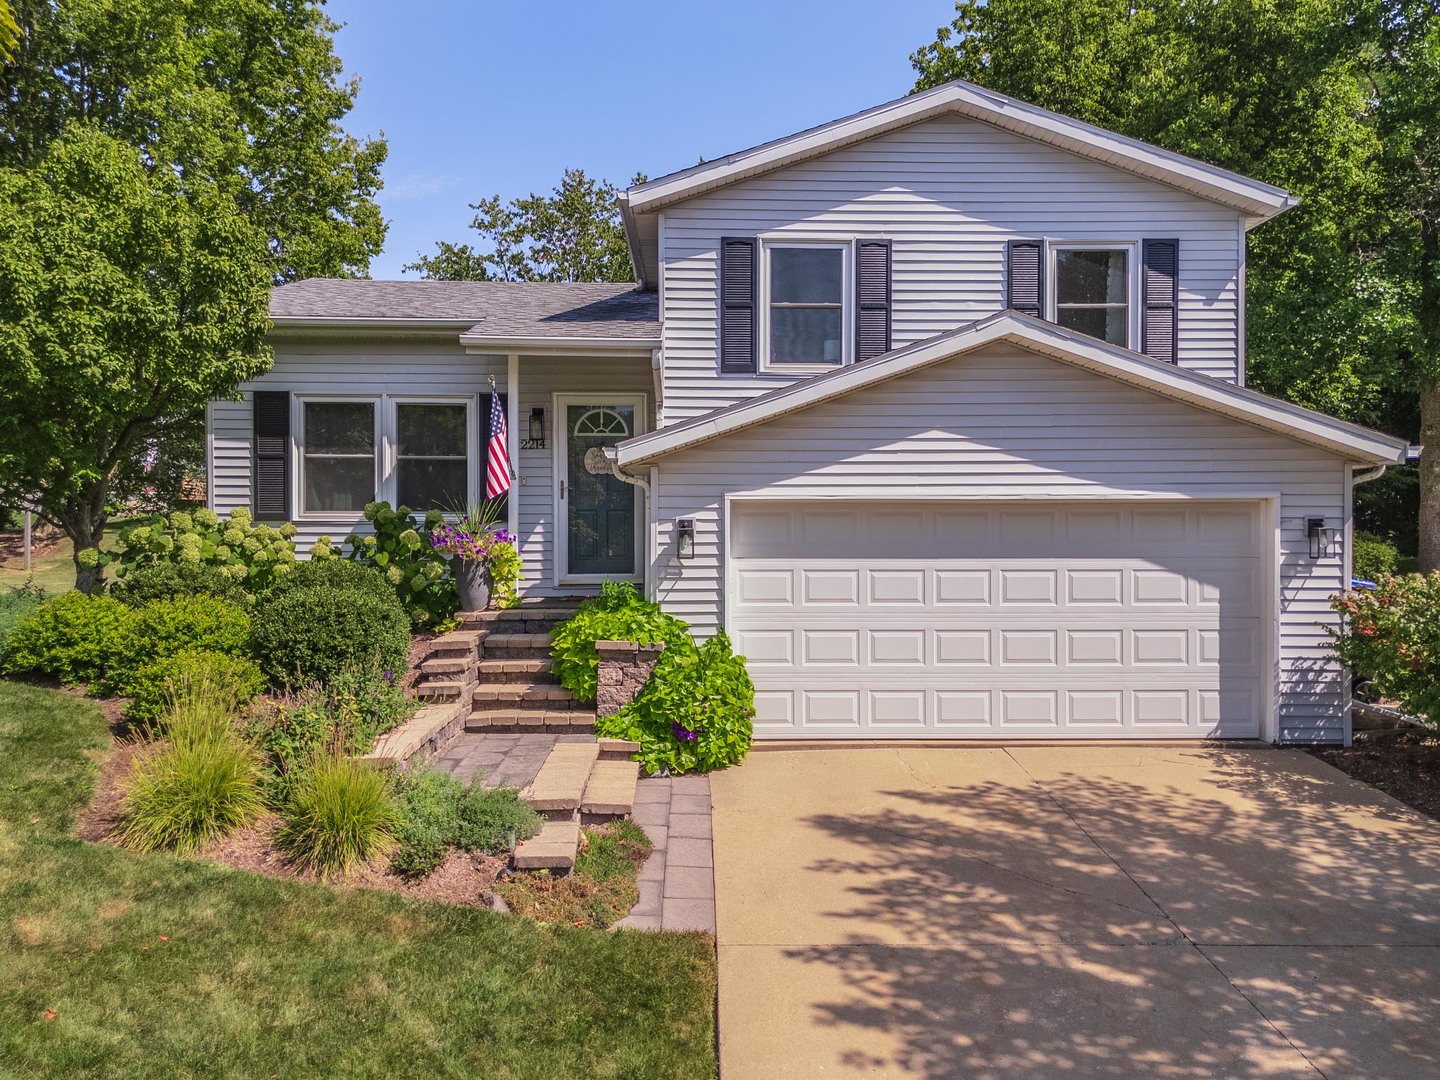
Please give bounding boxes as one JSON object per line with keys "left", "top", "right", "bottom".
{"left": 595, "top": 640, "right": 665, "bottom": 718}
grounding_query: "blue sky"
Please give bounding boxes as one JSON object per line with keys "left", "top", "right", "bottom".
{"left": 329, "top": 0, "right": 953, "bottom": 279}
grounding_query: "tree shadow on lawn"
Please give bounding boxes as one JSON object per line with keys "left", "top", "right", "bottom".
{"left": 778, "top": 750, "right": 1440, "bottom": 1079}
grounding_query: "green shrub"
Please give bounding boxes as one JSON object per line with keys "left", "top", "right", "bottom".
{"left": 390, "top": 767, "right": 542, "bottom": 879}
{"left": 112, "top": 507, "right": 298, "bottom": 594}
{"left": 261, "top": 556, "right": 398, "bottom": 606}
{"left": 550, "top": 581, "right": 692, "bottom": 701}
{"left": 250, "top": 581, "right": 410, "bottom": 688}
{"left": 123, "top": 649, "right": 265, "bottom": 728}
{"left": 1353, "top": 531, "right": 1400, "bottom": 582}
{"left": 3, "top": 591, "right": 138, "bottom": 684}
{"left": 109, "top": 561, "right": 249, "bottom": 607}
{"left": 0, "top": 582, "right": 47, "bottom": 663}
{"left": 277, "top": 752, "right": 398, "bottom": 878}
{"left": 100, "top": 594, "right": 251, "bottom": 696}
{"left": 597, "top": 629, "right": 755, "bottom": 775}
{"left": 117, "top": 685, "right": 266, "bottom": 854}
{"left": 312, "top": 501, "right": 457, "bottom": 628}
{"left": 244, "top": 666, "right": 416, "bottom": 802}
{"left": 1331, "top": 573, "right": 1440, "bottom": 725}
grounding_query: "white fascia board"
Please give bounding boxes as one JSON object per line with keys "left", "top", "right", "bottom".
{"left": 269, "top": 317, "right": 480, "bottom": 332}
{"left": 615, "top": 312, "right": 1405, "bottom": 467}
{"left": 458, "top": 334, "right": 661, "bottom": 357}
{"left": 626, "top": 81, "right": 1293, "bottom": 224}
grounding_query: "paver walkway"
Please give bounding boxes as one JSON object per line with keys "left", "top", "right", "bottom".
{"left": 711, "top": 744, "right": 1440, "bottom": 1080}
{"left": 616, "top": 773, "right": 716, "bottom": 933}
{"left": 433, "top": 732, "right": 593, "bottom": 791}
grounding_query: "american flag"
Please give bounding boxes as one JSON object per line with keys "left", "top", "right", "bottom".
{"left": 486, "top": 388, "right": 511, "bottom": 498}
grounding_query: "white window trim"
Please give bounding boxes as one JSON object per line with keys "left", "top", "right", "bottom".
{"left": 758, "top": 238, "right": 854, "bottom": 375}
{"left": 1045, "top": 240, "right": 1141, "bottom": 351}
{"left": 291, "top": 393, "right": 478, "bottom": 522}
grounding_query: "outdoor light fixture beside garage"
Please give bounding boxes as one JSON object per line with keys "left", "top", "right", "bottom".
{"left": 1308, "top": 517, "right": 1336, "bottom": 560}
{"left": 676, "top": 519, "right": 695, "bottom": 559}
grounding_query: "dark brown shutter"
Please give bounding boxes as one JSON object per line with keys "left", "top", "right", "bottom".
{"left": 480, "top": 390, "right": 510, "bottom": 516}
{"left": 252, "top": 391, "right": 290, "bottom": 521}
{"left": 855, "top": 239, "right": 892, "bottom": 361}
{"left": 1006, "top": 240, "right": 1044, "bottom": 318}
{"left": 719, "top": 237, "right": 758, "bottom": 373}
{"left": 1142, "top": 239, "right": 1179, "bottom": 362}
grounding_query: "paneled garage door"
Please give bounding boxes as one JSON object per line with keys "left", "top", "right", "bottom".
{"left": 728, "top": 501, "right": 1264, "bottom": 739}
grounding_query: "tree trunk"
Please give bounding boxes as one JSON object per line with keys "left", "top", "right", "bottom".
{"left": 1421, "top": 379, "right": 1440, "bottom": 573}
{"left": 60, "top": 483, "right": 109, "bottom": 595}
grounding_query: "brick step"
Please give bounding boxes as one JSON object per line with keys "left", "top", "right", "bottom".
{"left": 416, "top": 679, "right": 473, "bottom": 704}
{"left": 472, "top": 683, "right": 586, "bottom": 711}
{"left": 523, "top": 741, "right": 601, "bottom": 811}
{"left": 479, "top": 634, "right": 553, "bottom": 661}
{"left": 513, "top": 818, "right": 581, "bottom": 871}
{"left": 420, "top": 656, "right": 475, "bottom": 678}
{"left": 598, "top": 737, "right": 640, "bottom": 761}
{"left": 466, "top": 710, "right": 597, "bottom": 735}
{"left": 476, "top": 658, "right": 556, "bottom": 683}
{"left": 580, "top": 758, "right": 640, "bottom": 817}
{"left": 426, "top": 630, "right": 481, "bottom": 661}
{"left": 463, "top": 608, "right": 580, "bottom": 634}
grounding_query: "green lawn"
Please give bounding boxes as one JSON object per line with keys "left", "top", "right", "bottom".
{"left": 0, "top": 535, "right": 81, "bottom": 594}
{"left": 0, "top": 681, "right": 717, "bottom": 1079}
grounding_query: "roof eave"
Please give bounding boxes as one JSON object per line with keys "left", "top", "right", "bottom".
{"left": 459, "top": 333, "right": 661, "bottom": 357}
{"left": 618, "top": 190, "right": 653, "bottom": 292}
{"left": 268, "top": 316, "right": 484, "bottom": 335}
{"left": 616, "top": 313, "right": 1405, "bottom": 468}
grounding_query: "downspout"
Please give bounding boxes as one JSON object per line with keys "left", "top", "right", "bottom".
{"left": 651, "top": 348, "right": 664, "bottom": 429}
{"left": 601, "top": 444, "right": 649, "bottom": 496}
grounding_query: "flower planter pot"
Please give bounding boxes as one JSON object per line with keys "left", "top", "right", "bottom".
{"left": 455, "top": 558, "right": 492, "bottom": 611}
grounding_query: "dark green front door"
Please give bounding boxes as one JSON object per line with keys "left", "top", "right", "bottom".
{"left": 567, "top": 403, "right": 636, "bottom": 577}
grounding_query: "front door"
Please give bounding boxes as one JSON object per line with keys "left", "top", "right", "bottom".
{"left": 560, "top": 399, "right": 641, "bottom": 579}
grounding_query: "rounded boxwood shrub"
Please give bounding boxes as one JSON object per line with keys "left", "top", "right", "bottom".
{"left": 109, "top": 562, "right": 250, "bottom": 608}
{"left": 265, "top": 557, "right": 397, "bottom": 606}
{"left": 100, "top": 595, "right": 252, "bottom": 696}
{"left": 3, "top": 592, "right": 139, "bottom": 684}
{"left": 123, "top": 648, "right": 266, "bottom": 728}
{"left": 251, "top": 582, "right": 410, "bottom": 688}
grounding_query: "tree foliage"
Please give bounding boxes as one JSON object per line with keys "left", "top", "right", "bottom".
{"left": 407, "top": 168, "right": 637, "bottom": 282}
{"left": 912, "top": 0, "right": 1440, "bottom": 564}
{"left": 0, "top": 1, "right": 387, "bottom": 591}
{"left": 0, "top": 2, "right": 19, "bottom": 62}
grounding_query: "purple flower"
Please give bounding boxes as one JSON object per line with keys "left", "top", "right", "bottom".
{"left": 383, "top": 669, "right": 395, "bottom": 684}
{"left": 672, "top": 721, "right": 699, "bottom": 743}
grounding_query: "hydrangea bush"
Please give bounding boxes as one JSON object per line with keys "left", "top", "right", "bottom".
{"left": 312, "top": 502, "right": 455, "bottom": 627}
{"left": 113, "top": 508, "right": 297, "bottom": 595}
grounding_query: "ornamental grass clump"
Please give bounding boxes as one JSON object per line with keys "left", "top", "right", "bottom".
{"left": 277, "top": 752, "right": 398, "bottom": 878}
{"left": 117, "top": 681, "right": 266, "bottom": 854}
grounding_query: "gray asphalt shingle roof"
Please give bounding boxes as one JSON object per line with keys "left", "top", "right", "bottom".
{"left": 270, "top": 279, "right": 659, "bottom": 340}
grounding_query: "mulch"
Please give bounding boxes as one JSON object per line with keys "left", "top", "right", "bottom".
{"left": 1310, "top": 727, "right": 1440, "bottom": 823}
{"left": 78, "top": 735, "right": 508, "bottom": 908}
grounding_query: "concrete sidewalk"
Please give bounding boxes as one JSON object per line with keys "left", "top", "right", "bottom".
{"left": 712, "top": 745, "right": 1440, "bottom": 1079}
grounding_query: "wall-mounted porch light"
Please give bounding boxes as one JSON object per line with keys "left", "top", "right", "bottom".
{"left": 1308, "top": 517, "right": 1336, "bottom": 560}
{"left": 528, "top": 407, "right": 545, "bottom": 443}
{"left": 676, "top": 518, "right": 696, "bottom": 560}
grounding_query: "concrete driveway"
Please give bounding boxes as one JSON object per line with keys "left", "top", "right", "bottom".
{"left": 711, "top": 745, "right": 1440, "bottom": 1079}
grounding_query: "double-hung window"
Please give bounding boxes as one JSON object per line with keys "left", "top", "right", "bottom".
{"left": 1050, "top": 245, "right": 1134, "bottom": 348}
{"left": 764, "top": 243, "right": 849, "bottom": 369}
{"left": 296, "top": 395, "right": 475, "bottom": 518}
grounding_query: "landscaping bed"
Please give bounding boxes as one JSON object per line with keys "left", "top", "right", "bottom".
{"left": 0, "top": 680, "right": 717, "bottom": 1078}
{"left": 1310, "top": 726, "right": 1440, "bottom": 823}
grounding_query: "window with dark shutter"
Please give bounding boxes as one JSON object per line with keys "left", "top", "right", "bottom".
{"left": 253, "top": 391, "right": 290, "bottom": 521}
{"left": 855, "top": 239, "right": 892, "bottom": 361}
{"left": 1006, "top": 240, "right": 1044, "bottom": 318}
{"left": 1142, "top": 239, "right": 1179, "bottom": 363}
{"left": 719, "top": 237, "right": 758, "bottom": 373}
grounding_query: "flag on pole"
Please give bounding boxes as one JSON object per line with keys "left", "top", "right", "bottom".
{"left": 486, "top": 387, "right": 511, "bottom": 498}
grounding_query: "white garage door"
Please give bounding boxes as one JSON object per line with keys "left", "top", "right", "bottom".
{"left": 729, "top": 501, "right": 1264, "bottom": 739}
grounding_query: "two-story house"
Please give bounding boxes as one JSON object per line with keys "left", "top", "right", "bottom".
{"left": 209, "top": 81, "right": 1407, "bottom": 745}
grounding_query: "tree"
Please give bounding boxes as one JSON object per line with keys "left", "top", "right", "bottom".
{"left": 0, "top": 0, "right": 386, "bottom": 590}
{"left": 0, "top": 128, "right": 273, "bottom": 592}
{"left": 407, "top": 168, "right": 637, "bottom": 282}
{"left": 0, "top": 2, "right": 18, "bottom": 62}
{"left": 911, "top": 0, "right": 1440, "bottom": 565}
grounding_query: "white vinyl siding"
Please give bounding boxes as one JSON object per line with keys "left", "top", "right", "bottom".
{"left": 659, "top": 113, "right": 1245, "bottom": 423}
{"left": 208, "top": 338, "right": 653, "bottom": 597}
{"left": 649, "top": 344, "right": 1351, "bottom": 744}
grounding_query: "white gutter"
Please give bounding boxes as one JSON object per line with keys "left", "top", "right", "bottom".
{"left": 651, "top": 348, "right": 665, "bottom": 428}
{"left": 459, "top": 335, "right": 661, "bottom": 357}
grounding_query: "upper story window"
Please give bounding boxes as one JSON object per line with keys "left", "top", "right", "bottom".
{"left": 1050, "top": 245, "right": 1135, "bottom": 348}
{"left": 764, "top": 243, "right": 849, "bottom": 369}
